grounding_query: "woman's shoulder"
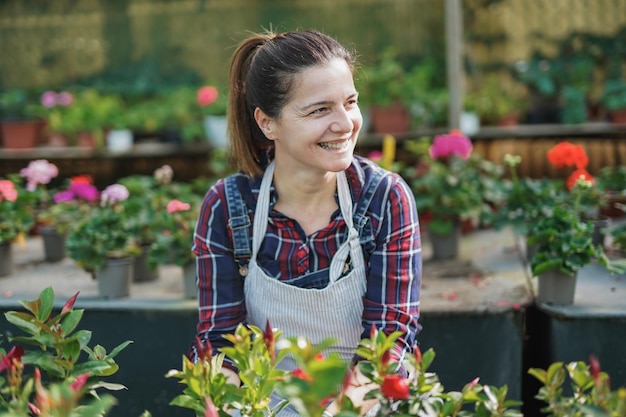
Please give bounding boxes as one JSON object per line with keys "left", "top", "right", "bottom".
{"left": 204, "top": 172, "right": 260, "bottom": 209}
{"left": 349, "top": 155, "right": 407, "bottom": 196}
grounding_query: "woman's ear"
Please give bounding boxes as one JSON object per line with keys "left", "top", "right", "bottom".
{"left": 254, "top": 107, "right": 276, "bottom": 140}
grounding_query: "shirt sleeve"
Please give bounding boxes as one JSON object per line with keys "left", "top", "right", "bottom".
{"left": 360, "top": 172, "right": 422, "bottom": 367}
{"left": 188, "top": 179, "right": 246, "bottom": 369}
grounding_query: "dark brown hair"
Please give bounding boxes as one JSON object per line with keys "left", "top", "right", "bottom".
{"left": 228, "top": 29, "right": 356, "bottom": 177}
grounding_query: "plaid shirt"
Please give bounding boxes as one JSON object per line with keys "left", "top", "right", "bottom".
{"left": 191, "top": 155, "right": 422, "bottom": 366}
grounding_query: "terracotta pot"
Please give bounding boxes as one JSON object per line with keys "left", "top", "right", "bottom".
{"left": 370, "top": 103, "right": 410, "bottom": 134}
{"left": 608, "top": 108, "right": 626, "bottom": 124}
{"left": 0, "top": 119, "right": 42, "bottom": 149}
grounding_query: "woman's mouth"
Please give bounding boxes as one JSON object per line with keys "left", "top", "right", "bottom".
{"left": 319, "top": 140, "right": 350, "bottom": 150}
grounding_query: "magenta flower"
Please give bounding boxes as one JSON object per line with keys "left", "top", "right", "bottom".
{"left": 429, "top": 129, "right": 473, "bottom": 161}
{"left": 101, "top": 184, "right": 129, "bottom": 205}
{"left": 19, "top": 160, "right": 59, "bottom": 191}
{"left": 197, "top": 86, "right": 219, "bottom": 107}
{"left": 53, "top": 182, "right": 99, "bottom": 204}
{"left": 70, "top": 182, "right": 99, "bottom": 202}
{"left": 367, "top": 150, "right": 383, "bottom": 162}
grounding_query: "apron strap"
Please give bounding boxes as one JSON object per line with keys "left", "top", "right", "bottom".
{"left": 225, "top": 175, "right": 252, "bottom": 276}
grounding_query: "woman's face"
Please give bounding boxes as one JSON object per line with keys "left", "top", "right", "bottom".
{"left": 257, "top": 58, "right": 362, "bottom": 175}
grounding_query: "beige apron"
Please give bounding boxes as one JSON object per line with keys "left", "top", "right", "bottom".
{"left": 243, "top": 162, "right": 367, "bottom": 415}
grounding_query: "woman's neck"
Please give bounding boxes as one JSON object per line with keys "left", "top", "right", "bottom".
{"left": 272, "top": 168, "right": 338, "bottom": 236}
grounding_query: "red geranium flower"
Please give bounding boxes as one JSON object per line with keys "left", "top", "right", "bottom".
{"left": 547, "top": 141, "right": 589, "bottom": 169}
{"left": 380, "top": 374, "right": 410, "bottom": 400}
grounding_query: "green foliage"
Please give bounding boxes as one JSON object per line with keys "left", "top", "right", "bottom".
{"left": 404, "top": 151, "right": 499, "bottom": 235}
{"left": 596, "top": 166, "right": 626, "bottom": 193}
{"left": 527, "top": 206, "right": 626, "bottom": 277}
{"left": 0, "top": 287, "right": 131, "bottom": 416}
{"left": 65, "top": 198, "right": 141, "bottom": 276}
{"left": 0, "top": 89, "right": 39, "bottom": 121}
{"left": 488, "top": 155, "right": 565, "bottom": 236}
{"left": 355, "top": 328, "right": 523, "bottom": 417}
{"left": 0, "top": 174, "right": 36, "bottom": 245}
{"left": 600, "top": 78, "right": 626, "bottom": 111}
{"left": 529, "top": 358, "right": 626, "bottom": 417}
{"left": 356, "top": 48, "right": 419, "bottom": 108}
{"left": 465, "top": 75, "right": 527, "bottom": 125}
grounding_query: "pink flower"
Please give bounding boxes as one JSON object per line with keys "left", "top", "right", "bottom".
{"left": 429, "top": 129, "right": 473, "bottom": 160}
{"left": 0, "top": 180, "right": 18, "bottom": 202}
{"left": 197, "top": 86, "right": 219, "bottom": 107}
{"left": 40, "top": 91, "right": 57, "bottom": 108}
{"left": 57, "top": 91, "right": 73, "bottom": 106}
{"left": 20, "top": 160, "right": 59, "bottom": 191}
{"left": 368, "top": 150, "right": 383, "bottom": 162}
{"left": 167, "top": 199, "right": 191, "bottom": 213}
{"left": 101, "top": 184, "right": 129, "bottom": 205}
{"left": 70, "top": 373, "right": 90, "bottom": 392}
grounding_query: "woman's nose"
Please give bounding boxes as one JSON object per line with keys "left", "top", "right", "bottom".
{"left": 331, "top": 107, "right": 358, "bottom": 133}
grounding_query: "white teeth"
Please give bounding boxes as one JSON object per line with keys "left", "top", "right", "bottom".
{"left": 319, "top": 141, "right": 348, "bottom": 150}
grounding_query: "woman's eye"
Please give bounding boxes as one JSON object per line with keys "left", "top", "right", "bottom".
{"left": 310, "top": 107, "right": 328, "bottom": 115}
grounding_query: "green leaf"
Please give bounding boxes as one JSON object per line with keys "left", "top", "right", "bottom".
{"left": 73, "top": 360, "right": 117, "bottom": 377}
{"left": 38, "top": 286, "right": 55, "bottom": 322}
{"left": 60, "top": 309, "right": 84, "bottom": 336}
{"left": 5, "top": 311, "right": 41, "bottom": 335}
{"left": 106, "top": 340, "right": 133, "bottom": 359}
{"left": 25, "top": 353, "right": 67, "bottom": 378}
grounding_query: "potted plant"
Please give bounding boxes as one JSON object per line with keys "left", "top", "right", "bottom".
{"left": 65, "top": 183, "right": 141, "bottom": 298}
{"left": 44, "top": 89, "right": 123, "bottom": 149}
{"left": 596, "top": 165, "right": 626, "bottom": 218}
{"left": 356, "top": 47, "right": 415, "bottom": 134}
{"left": 0, "top": 174, "right": 36, "bottom": 276}
{"left": 465, "top": 74, "right": 528, "bottom": 126}
{"left": 0, "top": 88, "right": 42, "bottom": 149}
{"left": 403, "top": 130, "right": 493, "bottom": 260}
{"left": 119, "top": 164, "right": 188, "bottom": 282}
{"left": 148, "top": 192, "right": 202, "bottom": 298}
{"left": 37, "top": 175, "right": 100, "bottom": 262}
{"left": 527, "top": 204, "right": 626, "bottom": 305}
{"left": 600, "top": 77, "right": 626, "bottom": 123}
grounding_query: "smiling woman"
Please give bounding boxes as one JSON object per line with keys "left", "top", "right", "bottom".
{"left": 186, "top": 29, "right": 422, "bottom": 417}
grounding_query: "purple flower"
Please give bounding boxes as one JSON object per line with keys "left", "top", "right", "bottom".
{"left": 101, "top": 184, "right": 129, "bottom": 205}
{"left": 19, "top": 160, "right": 59, "bottom": 191}
{"left": 429, "top": 129, "right": 473, "bottom": 161}
{"left": 40, "top": 91, "right": 57, "bottom": 108}
{"left": 57, "top": 91, "right": 73, "bottom": 107}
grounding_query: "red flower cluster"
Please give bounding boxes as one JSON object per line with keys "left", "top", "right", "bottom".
{"left": 547, "top": 141, "right": 589, "bottom": 169}
{"left": 547, "top": 141, "right": 594, "bottom": 190}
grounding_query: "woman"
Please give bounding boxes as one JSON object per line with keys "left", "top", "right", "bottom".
{"left": 190, "top": 29, "right": 422, "bottom": 416}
